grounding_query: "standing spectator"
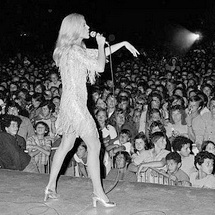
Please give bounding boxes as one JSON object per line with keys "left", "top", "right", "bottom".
{"left": 34, "top": 100, "right": 56, "bottom": 139}
{"left": 26, "top": 121, "right": 52, "bottom": 173}
{"left": 165, "top": 105, "right": 188, "bottom": 140}
{"left": 202, "top": 97, "right": 215, "bottom": 143}
{"left": 186, "top": 95, "right": 205, "bottom": 151}
{"left": 95, "top": 108, "right": 117, "bottom": 176}
{"left": 105, "top": 93, "right": 117, "bottom": 120}
{"left": 29, "top": 93, "right": 45, "bottom": 123}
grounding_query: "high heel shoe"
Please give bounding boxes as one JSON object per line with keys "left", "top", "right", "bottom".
{"left": 44, "top": 187, "right": 58, "bottom": 201}
{"left": 92, "top": 194, "right": 116, "bottom": 208}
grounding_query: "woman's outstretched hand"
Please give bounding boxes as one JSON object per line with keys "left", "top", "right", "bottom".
{"left": 124, "top": 42, "right": 140, "bottom": 57}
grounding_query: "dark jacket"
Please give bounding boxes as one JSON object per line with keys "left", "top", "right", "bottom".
{"left": 0, "top": 132, "right": 30, "bottom": 170}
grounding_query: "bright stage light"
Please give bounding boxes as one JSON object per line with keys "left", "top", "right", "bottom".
{"left": 189, "top": 32, "right": 202, "bottom": 42}
{"left": 169, "top": 26, "right": 203, "bottom": 54}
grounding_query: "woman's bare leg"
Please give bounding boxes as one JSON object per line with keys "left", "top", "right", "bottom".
{"left": 81, "top": 134, "right": 109, "bottom": 202}
{"left": 46, "top": 133, "right": 76, "bottom": 191}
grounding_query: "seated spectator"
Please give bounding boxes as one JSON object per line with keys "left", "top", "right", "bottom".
{"left": 5, "top": 101, "right": 35, "bottom": 141}
{"left": 128, "top": 131, "right": 169, "bottom": 174}
{"left": 0, "top": 114, "right": 38, "bottom": 173}
{"left": 26, "top": 121, "right": 52, "bottom": 173}
{"left": 190, "top": 151, "right": 215, "bottom": 189}
{"left": 105, "top": 151, "right": 137, "bottom": 182}
{"left": 172, "top": 136, "right": 197, "bottom": 177}
{"left": 165, "top": 152, "right": 191, "bottom": 186}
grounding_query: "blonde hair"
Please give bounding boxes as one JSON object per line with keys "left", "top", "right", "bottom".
{"left": 53, "top": 13, "right": 85, "bottom": 66}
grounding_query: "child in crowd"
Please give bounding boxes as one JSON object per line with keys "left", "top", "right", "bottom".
{"left": 65, "top": 141, "right": 88, "bottom": 178}
{"left": 131, "top": 132, "right": 149, "bottom": 161}
{"left": 172, "top": 136, "right": 197, "bottom": 177}
{"left": 48, "top": 71, "right": 61, "bottom": 89}
{"left": 26, "top": 121, "right": 52, "bottom": 173}
{"left": 190, "top": 151, "right": 215, "bottom": 189}
{"left": 165, "top": 152, "right": 191, "bottom": 186}
{"left": 105, "top": 151, "right": 137, "bottom": 182}
{"left": 107, "top": 129, "right": 133, "bottom": 156}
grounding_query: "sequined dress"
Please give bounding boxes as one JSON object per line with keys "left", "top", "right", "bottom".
{"left": 56, "top": 45, "right": 101, "bottom": 137}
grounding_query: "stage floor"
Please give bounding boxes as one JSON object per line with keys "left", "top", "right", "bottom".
{"left": 0, "top": 169, "right": 215, "bottom": 215}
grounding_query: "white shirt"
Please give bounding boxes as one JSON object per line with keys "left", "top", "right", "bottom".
{"left": 180, "top": 154, "right": 196, "bottom": 177}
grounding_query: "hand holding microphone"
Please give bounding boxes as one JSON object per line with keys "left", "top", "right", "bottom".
{"left": 90, "top": 31, "right": 109, "bottom": 45}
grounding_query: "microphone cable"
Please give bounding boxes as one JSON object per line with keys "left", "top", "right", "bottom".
{"left": 103, "top": 42, "right": 121, "bottom": 195}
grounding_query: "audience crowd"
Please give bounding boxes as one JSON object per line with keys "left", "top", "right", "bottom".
{"left": 1, "top": 39, "right": 215, "bottom": 190}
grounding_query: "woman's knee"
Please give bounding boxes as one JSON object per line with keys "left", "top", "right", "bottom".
{"left": 59, "top": 133, "right": 76, "bottom": 151}
{"left": 82, "top": 136, "right": 101, "bottom": 152}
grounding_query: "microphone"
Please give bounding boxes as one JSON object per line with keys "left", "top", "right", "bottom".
{"left": 90, "top": 31, "right": 109, "bottom": 45}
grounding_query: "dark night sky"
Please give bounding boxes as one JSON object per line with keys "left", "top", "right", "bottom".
{"left": 0, "top": 0, "right": 215, "bottom": 53}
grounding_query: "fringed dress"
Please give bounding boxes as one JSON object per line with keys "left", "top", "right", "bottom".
{"left": 55, "top": 45, "right": 102, "bottom": 138}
